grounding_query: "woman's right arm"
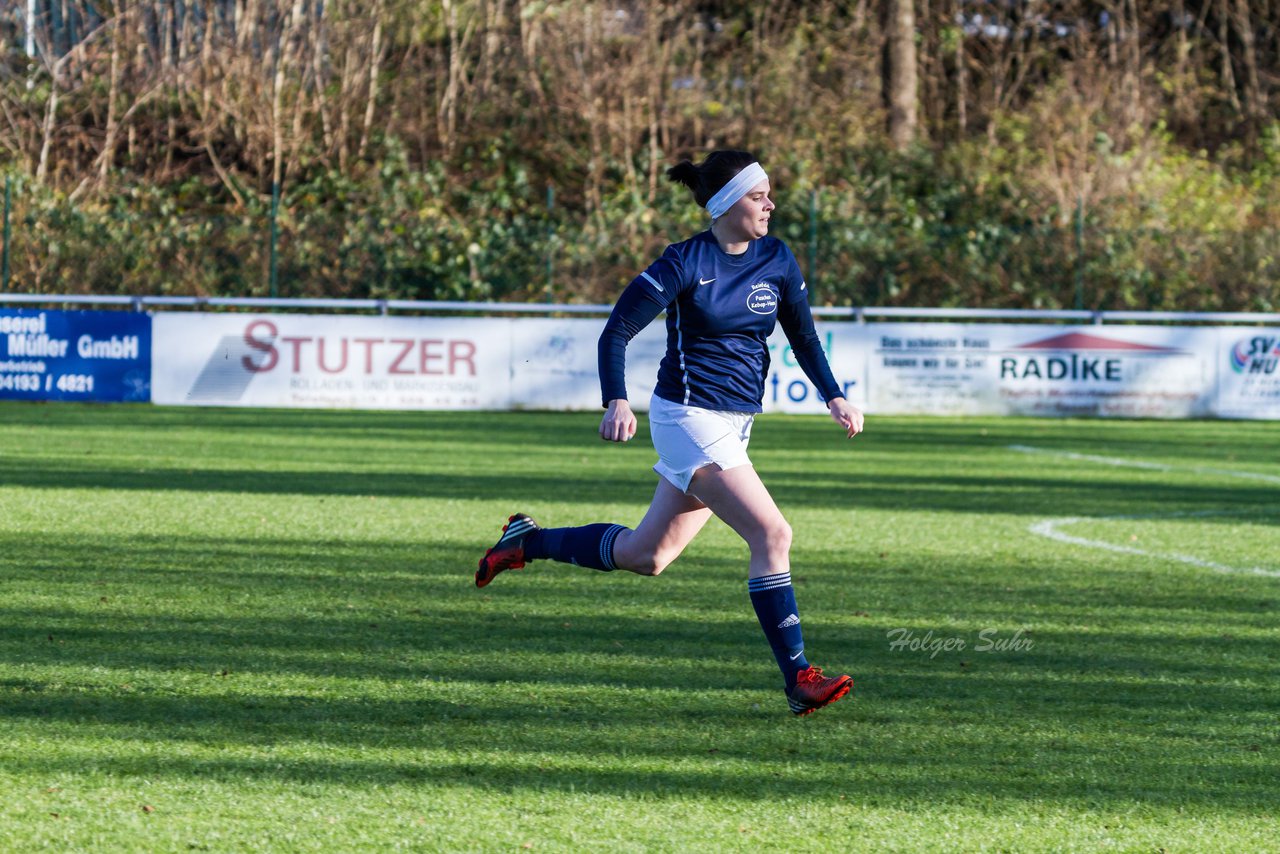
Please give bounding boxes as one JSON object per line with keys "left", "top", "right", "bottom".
{"left": 597, "top": 259, "right": 680, "bottom": 442}
{"left": 599, "top": 398, "right": 637, "bottom": 442}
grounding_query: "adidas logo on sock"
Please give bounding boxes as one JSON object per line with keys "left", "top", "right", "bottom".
{"left": 777, "top": 613, "right": 800, "bottom": 628}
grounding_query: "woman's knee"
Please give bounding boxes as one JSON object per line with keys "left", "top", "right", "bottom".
{"left": 628, "top": 552, "right": 672, "bottom": 576}
{"left": 613, "top": 532, "right": 674, "bottom": 576}
{"left": 751, "top": 518, "right": 792, "bottom": 558}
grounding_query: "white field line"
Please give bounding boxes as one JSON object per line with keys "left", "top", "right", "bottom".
{"left": 1008, "top": 444, "right": 1280, "bottom": 485}
{"left": 1011, "top": 445, "right": 1279, "bottom": 578}
{"left": 1029, "top": 514, "right": 1280, "bottom": 578}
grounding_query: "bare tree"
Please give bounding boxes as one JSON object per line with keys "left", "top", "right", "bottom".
{"left": 883, "top": 0, "right": 918, "bottom": 150}
{"left": 1228, "top": 0, "right": 1264, "bottom": 124}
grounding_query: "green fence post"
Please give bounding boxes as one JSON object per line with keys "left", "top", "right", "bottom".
{"left": 2, "top": 174, "right": 11, "bottom": 291}
{"left": 1074, "top": 193, "right": 1085, "bottom": 311}
{"left": 545, "top": 182, "right": 555, "bottom": 304}
{"left": 269, "top": 181, "right": 281, "bottom": 298}
{"left": 808, "top": 189, "right": 819, "bottom": 295}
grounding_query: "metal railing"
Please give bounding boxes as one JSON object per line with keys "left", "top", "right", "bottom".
{"left": 2, "top": 293, "right": 1279, "bottom": 325}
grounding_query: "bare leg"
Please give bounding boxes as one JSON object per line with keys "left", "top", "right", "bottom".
{"left": 611, "top": 478, "right": 713, "bottom": 575}
{"left": 687, "top": 464, "right": 791, "bottom": 579}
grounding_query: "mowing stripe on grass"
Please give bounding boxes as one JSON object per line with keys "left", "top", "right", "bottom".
{"left": 1008, "top": 444, "right": 1280, "bottom": 485}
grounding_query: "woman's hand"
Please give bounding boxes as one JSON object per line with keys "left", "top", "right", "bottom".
{"left": 827, "top": 397, "right": 864, "bottom": 438}
{"left": 600, "top": 399, "right": 638, "bottom": 442}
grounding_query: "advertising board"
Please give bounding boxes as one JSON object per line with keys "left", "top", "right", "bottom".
{"left": 0, "top": 309, "right": 151, "bottom": 402}
{"left": 152, "top": 313, "right": 510, "bottom": 409}
{"left": 146, "top": 311, "right": 1276, "bottom": 420}
{"left": 868, "top": 324, "right": 1216, "bottom": 418}
{"left": 1214, "top": 328, "right": 1280, "bottom": 419}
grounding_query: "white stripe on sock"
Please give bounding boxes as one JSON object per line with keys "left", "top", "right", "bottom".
{"left": 748, "top": 573, "right": 792, "bottom": 592}
{"left": 599, "top": 524, "right": 625, "bottom": 570}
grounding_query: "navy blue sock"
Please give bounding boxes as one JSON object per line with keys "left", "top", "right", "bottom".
{"left": 524, "top": 524, "right": 627, "bottom": 571}
{"left": 748, "top": 572, "right": 809, "bottom": 691}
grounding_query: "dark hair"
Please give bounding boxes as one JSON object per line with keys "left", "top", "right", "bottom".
{"left": 666, "top": 150, "right": 758, "bottom": 208}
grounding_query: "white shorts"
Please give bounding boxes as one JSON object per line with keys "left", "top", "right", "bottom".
{"left": 648, "top": 394, "right": 755, "bottom": 493}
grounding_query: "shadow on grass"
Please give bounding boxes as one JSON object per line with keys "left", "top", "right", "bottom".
{"left": 3, "top": 404, "right": 1277, "bottom": 519}
{"left": 755, "top": 416, "right": 1280, "bottom": 468}
{"left": 1, "top": 530, "right": 1277, "bottom": 812}
{"left": 0, "top": 459, "right": 1273, "bottom": 521}
{"left": 2, "top": 405, "right": 1277, "bottom": 811}
{"left": 0, "top": 405, "right": 604, "bottom": 449}
{"left": 0, "top": 698, "right": 1273, "bottom": 813}
{"left": 0, "top": 658, "right": 1274, "bottom": 812}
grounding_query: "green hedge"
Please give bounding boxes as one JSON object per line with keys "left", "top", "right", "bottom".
{"left": 2, "top": 133, "right": 1276, "bottom": 311}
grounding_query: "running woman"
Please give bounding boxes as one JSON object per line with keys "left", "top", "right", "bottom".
{"left": 477, "top": 150, "right": 864, "bottom": 716}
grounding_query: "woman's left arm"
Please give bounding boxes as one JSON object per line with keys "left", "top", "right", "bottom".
{"left": 825, "top": 396, "right": 864, "bottom": 438}
{"left": 777, "top": 280, "right": 864, "bottom": 439}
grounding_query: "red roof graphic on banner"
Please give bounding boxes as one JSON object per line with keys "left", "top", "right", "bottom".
{"left": 1015, "top": 332, "right": 1176, "bottom": 352}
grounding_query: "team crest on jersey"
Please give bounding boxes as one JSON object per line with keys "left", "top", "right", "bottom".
{"left": 747, "top": 281, "right": 778, "bottom": 315}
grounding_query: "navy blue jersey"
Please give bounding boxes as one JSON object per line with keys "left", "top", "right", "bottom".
{"left": 599, "top": 231, "right": 842, "bottom": 412}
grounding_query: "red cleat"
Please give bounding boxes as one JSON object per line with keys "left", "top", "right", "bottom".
{"left": 476, "top": 513, "right": 540, "bottom": 588}
{"left": 787, "top": 666, "right": 853, "bottom": 716}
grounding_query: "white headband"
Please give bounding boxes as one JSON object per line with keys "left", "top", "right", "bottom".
{"left": 704, "top": 162, "right": 768, "bottom": 219}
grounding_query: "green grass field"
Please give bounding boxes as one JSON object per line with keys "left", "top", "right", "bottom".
{"left": 1, "top": 402, "right": 1276, "bottom": 852}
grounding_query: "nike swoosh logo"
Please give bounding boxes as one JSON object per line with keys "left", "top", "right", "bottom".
{"left": 789, "top": 650, "right": 804, "bottom": 661}
{"left": 698, "top": 277, "right": 715, "bottom": 286}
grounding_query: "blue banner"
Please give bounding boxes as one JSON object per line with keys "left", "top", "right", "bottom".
{"left": 0, "top": 309, "right": 151, "bottom": 402}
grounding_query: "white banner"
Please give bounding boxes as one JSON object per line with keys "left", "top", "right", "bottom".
{"left": 150, "top": 313, "right": 1277, "bottom": 420}
{"left": 1214, "top": 328, "right": 1280, "bottom": 419}
{"left": 763, "top": 325, "right": 869, "bottom": 413}
{"left": 508, "top": 318, "right": 665, "bottom": 411}
{"left": 503, "top": 319, "right": 867, "bottom": 414}
{"left": 152, "top": 313, "right": 512, "bottom": 409}
{"left": 867, "top": 323, "right": 1217, "bottom": 418}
